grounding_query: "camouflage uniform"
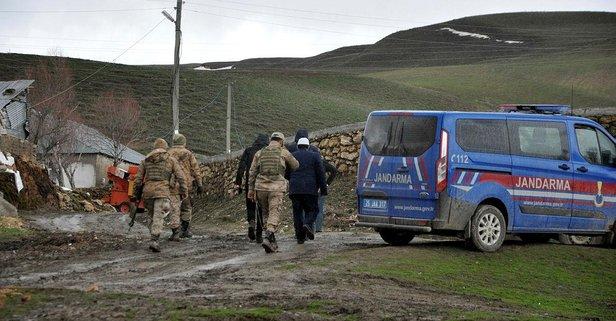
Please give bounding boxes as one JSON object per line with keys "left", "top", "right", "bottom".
{"left": 168, "top": 133, "right": 203, "bottom": 239}
{"left": 248, "top": 132, "right": 299, "bottom": 253}
{"left": 135, "top": 138, "right": 187, "bottom": 252}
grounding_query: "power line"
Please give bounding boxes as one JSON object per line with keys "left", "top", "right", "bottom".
{"left": 186, "top": 2, "right": 403, "bottom": 29}
{"left": 0, "top": 8, "right": 169, "bottom": 14}
{"left": 31, "top": 17, "right": 167, "bottom": 109}
{"left": 190, "top": 0, "right": 413, "bottom": 23}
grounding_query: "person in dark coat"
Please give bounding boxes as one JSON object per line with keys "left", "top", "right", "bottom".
{"left": 235, "top": 133, "right": 269, "bottom": 242}
{"left": 315, "top": 159, "right": 337, "bottom": 232}
{"left": 289, "top": 138, "right": 327, "bottom": 243}
{"left": 287, "top": 128, "right": 337, "bottom": 233}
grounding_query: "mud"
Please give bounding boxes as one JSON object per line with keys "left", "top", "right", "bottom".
{"left": 0, "top": 213, "right": 515, "bottom": 320}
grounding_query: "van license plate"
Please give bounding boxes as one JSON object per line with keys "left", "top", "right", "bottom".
{"left": 363, "top": 199, "right": 388, "bottom": 210}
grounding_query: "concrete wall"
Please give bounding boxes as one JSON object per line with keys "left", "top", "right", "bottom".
{"left": 59, "top": 154, "right": 135, "bottom": 189}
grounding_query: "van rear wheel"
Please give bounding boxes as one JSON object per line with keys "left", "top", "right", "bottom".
{"left": 469, "top": 205, "right": 506, "bottom": 252}
{"left": 378, "top": 229, "right": 415, "bottom": 246}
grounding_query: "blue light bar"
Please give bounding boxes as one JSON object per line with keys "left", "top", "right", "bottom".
{"left": 498, "top": 104, "right": 571, "bottom": 115}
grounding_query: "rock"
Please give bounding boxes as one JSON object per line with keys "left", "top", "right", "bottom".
{"left": 102, "top": 204, "right": 117, "bottom": 212}
{"left": 81, "top": 200, "right": 95, "bottom": 212}
{"left": 340, "top": 152, "right": 358, "bottom": 161}
{"left": 338, "top": 164, "right": 348, "bottom": 172}
{"left": 340, "top": 135, "right": 353, "bottom": 146}
{"left": 0, "top": 191, "right": 18, "bottom": 217}
{"left": 93, "top": 199, "right": 103, "bottom": 206}
{"left": 353, "top": 132, "right": 363, "bottom": 144}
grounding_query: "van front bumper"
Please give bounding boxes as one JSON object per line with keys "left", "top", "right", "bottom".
{"left": 356, "top": 215, "right": 433, "bottom": 233}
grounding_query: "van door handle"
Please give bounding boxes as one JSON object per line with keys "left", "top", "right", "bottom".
{"left": 576, "top": 166, "right": 588, "bottom": 173}
{"left": 397, "top": 166, "right": 409, "bottom": 172}
{"left": 558, "top": 164, "right": 570, "bottom": 171}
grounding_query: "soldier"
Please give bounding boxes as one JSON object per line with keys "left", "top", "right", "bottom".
{"left": 134, "top": 138, "right": 187, "bottom": 252}
{"left": 248, "top": 132, "right": 299, "bottom": 253}
{"left": 168, "top": 133, "right": 204, "bottom": 240}
{"left": 235, "top": 133, "right": 269, "bottom": 243}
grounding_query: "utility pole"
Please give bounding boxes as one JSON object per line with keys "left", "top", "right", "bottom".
{"left": 162, "top": 0, "right": 182, "bottom": 134}
{"left": 226, "top": 83, "right": 232, "bottom": 154}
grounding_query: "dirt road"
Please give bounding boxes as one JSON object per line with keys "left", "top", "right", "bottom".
{"left": 0, "top": 212, "right": 518, "bottom": 320}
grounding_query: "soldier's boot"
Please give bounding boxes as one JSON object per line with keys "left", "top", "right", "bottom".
{"left": 262, "top": 231, "right": 278, "bottom": 253}
{"left": 169, "top": 228, "right": 180, "bottom": 242}
{"left": 149, "top": 235, "right": 161, "bottom": 252}
{"left": 180, "top": 220, "right": 193, "bottom": 238}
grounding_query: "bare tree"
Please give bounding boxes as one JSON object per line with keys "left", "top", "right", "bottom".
{"left": 25, "top": 56, "right": 81, "bottom": 187}
{"left": 92, "top": 91, "right": 143, "bottom": 166}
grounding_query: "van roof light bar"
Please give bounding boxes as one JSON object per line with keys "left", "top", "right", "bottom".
{"left": 498, "top": 104, "right": 571, "bottom": 115}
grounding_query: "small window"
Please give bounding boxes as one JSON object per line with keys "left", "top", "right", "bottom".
{"left": 456, "top": 119, "right": 509, "bottom": 154}
{"left": 575, "top": 125, "right": 616, "bottom": 167}
{"left": 509, "top": 121, "right": 569, "bottom": 160}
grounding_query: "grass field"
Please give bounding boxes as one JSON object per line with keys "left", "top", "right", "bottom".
{"left": 323, "top": 241, "right": 616, "bottom": 321}
{"left": 365, "top": 51, "right": 616, "bottom": 110}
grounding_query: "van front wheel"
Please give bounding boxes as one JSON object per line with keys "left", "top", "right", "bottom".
{"left": 378, "top": 229, "right": 415, "bottom": 246}
{"left": 469, "top": 205, "right": 506, "bottom": 252}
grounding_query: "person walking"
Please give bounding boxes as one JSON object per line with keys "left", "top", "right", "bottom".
{"left": 248, "top": 132, "right": 299, "bottom": 253}
{"left": 235, "top": 133, "right": 269, "bottom": 243}
{"left": 167, "top": 133, "right": 204, "bottom": 240}
{"left": 289, "top": 138, "right": 328, "bottom": 243}
{"left": 315, "top": 159, "right": 337, "bottom": 233}
{"left": 287, "top": 128, "right": 337, "bottom": 233}
{"left": 134, "top": 138, "right": 187, "bottom": 252}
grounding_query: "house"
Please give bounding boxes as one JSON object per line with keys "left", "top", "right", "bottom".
{"left": 56, "top": 121, "right": 145, "bottom": 188}
{"left": 0, "top": 79, "right": 34, "bottom": 139}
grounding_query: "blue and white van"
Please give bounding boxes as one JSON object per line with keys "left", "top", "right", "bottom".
{"left": 356, "top": 105, "right": 616, "bottom": 251}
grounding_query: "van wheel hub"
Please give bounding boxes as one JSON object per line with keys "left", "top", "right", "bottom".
{"left": 478, "top": 213, "right": 501, "bottom": 246}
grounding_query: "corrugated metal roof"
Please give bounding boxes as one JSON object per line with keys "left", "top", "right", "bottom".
{"left": 58, "top": 121, "right": 145, "bottom": 164}
{"left": 0, "top": 80, "right": 34, "bottom": 108}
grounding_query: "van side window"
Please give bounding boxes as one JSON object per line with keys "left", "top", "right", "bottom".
{"left": 508, "top": 121, "right": 569, "bottom": 160}
{"left": 456, "top": 119, "right": 509, "bottom": 154}
{"left": 575, "top": 125, "right": 616, "bottom": 167}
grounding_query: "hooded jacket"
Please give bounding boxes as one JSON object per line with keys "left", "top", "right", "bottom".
{"left": 135, "top": 148, "right": 187, "bottom": 199}
{"left": 235, "top": 134, "right": 269, "bottom": 191}
{"left": 287, "top": 128, "right": 320, "bottom": 154}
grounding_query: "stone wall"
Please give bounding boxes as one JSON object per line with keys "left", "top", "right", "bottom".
{"left": 574, "top": 107, "right": 616, "bottom": 137}
{"left": 200, "top": 110, "right": 616, "bottom": 197}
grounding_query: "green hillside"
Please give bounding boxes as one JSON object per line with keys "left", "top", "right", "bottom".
{"left": 2, "top": 12, "right": 615, "bottom": 155}
{"left": 205, "top": 11, "right": 616, "bottom": 69}
{"left": 364, "top": 50, "right": 616, "bottom": 109}
{"left": 0, "top": 53, "right": 468, "bottom": 155}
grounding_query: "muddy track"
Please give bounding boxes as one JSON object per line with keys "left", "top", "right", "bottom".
{"left": 0, "top": 214, "right": 516, "bottom": 320}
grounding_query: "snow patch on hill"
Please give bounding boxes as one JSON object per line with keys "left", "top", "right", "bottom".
{"left": 194, "top": 65, "right": 234, "bottom": 71}
{"left": 439, "top": 27, "right": 490, "bottom": 39}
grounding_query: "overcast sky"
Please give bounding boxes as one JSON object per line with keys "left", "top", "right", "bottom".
{"left": 0, "top": 0, "right": 614, "bottom": 65}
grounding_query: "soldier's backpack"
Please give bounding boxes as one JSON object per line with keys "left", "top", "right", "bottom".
{"left": 259, "top": 146, "right": 284, "bottom": 177}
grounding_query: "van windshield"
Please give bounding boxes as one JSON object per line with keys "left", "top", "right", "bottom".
{"left": 364, "top": 115, "right": 437, "bottom": 157}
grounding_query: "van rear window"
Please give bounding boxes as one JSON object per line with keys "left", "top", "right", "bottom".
{"left": 364, "top": 115, "right": 437, "bottom": 157}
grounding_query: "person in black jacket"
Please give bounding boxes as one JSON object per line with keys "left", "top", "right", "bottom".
{"left": 235, "top": 133, "right": 269, "bottom": 243}
{"left": 289, "top": 138, "right": 328, "bottom": 243}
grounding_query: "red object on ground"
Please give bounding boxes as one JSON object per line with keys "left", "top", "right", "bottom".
{"left": 104, "top": 165, "right": 144, "bottom": 213}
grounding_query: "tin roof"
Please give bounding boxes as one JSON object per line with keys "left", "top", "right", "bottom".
{"left": 59, "top": 121, "right": 145, "bottom": 164}
{"left": 0, "top": 80, "right": 34, "bottom": 108}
